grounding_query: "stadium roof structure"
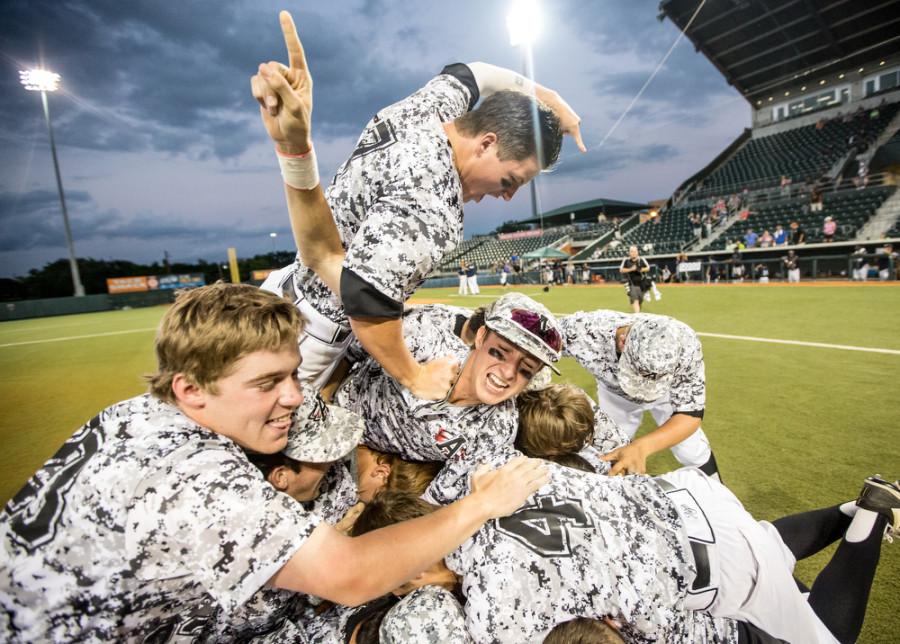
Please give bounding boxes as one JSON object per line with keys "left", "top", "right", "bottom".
{"left": 660, "top": 0, "right": 900, "bottom": 105}
{"left": 517, "top": 197, "right": 648, "bottom": 228}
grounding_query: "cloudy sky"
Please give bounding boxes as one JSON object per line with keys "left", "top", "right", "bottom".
{"left": 0, "top": 0, "right": 748, "bottom": 278}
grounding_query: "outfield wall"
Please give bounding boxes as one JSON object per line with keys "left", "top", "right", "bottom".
{"left": 0, "top": 289, "right": 175, "bottom": 322}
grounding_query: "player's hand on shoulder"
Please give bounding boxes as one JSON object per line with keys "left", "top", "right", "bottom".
{"left": 409, "top": 355, "right": 460, "bottom": 400}
{"left": 469, "top": 456, "right": 549, "bottom": 518}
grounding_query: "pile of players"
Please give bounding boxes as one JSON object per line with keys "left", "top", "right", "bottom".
{"left": 2, "top": 11, "right": 898, "bottom": 644}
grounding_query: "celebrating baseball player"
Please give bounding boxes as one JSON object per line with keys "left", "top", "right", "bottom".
{"left": 251, "top": 11, "right": 585, "bottom": 401}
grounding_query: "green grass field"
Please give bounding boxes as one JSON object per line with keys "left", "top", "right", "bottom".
{"left": 1, "top": 283, "right": 898, "bottom": 641}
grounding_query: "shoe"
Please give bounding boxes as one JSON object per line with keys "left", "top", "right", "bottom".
{"left": 643, "top": 293, "right": 651, "bottom": 302}
{"left": 654, "top": 290, "right": 662, "bottom": 301}
{"left": 857, "top": 475, "right": 900, "bottom": 541}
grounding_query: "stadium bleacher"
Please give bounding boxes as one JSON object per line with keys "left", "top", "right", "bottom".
{"left": 440, "top": 228, "right": 570, "bottom": 271}
{"left": 595, "top": 212, "right": 695, "bottom": 259}
{"left": 706, "top": 185, "right": 896, "bottom": 251}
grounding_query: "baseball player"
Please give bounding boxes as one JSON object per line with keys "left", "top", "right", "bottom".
{"left": 561, "top": 309, "right": 720, "bottom": 477}
{"left": 465, "top": 261, "right": 480, "bottom": 294}
{"left": 252, "top": 11, "right": 585, "bottom": 401}
{"left": 457, "top": 261, "right": 469, "bottom": 295}
{"left": 0, "top": 283, "right": 548, "bottom": 641}
{"left": 353, "top": 465, "right": 900, "bottom": 644}
{"left": 619, "top": 245, "right": 650, "bottom": 312}
{"left": 334, "top": 292, "right": 565, "bottom": 505}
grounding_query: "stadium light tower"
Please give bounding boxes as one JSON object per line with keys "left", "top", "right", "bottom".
{"left": 269, "top": 231, "right": 277, "bottom": 253}
{"left": 506, "top": 0, "right": 544, "bottom": 234}
{"left": 20, "top": 69, "right": 85, "bottom": 297}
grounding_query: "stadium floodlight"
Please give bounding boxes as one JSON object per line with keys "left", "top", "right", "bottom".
{"left": 506, "top": 0, "right": 542, "bottom": 47}
{"left": 19, "top": 68, "right": 85, "bottom": 297}
{"left": 269, "top": 231, "right": 277, "bottom": 253}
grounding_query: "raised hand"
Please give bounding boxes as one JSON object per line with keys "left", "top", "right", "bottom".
{"left": 470, "top": 456, "right": 549, "bottom": 518}
{"left": 250, "top": 11, "right": 313, "bottom": 155}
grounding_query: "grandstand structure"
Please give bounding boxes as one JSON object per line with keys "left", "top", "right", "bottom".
{"left": 442, "top": 1, "right": 900, "bottom": 280}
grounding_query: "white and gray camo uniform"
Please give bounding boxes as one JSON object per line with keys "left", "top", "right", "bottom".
{"left": 0, "top": 395, "right": 319, "bottom": 642}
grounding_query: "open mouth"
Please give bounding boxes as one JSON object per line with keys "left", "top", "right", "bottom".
{"left": 266, "top": 411, "right": 293, "bottom": 430}
{"left": 486, "top": 372, "right": 509, "bottom": 392}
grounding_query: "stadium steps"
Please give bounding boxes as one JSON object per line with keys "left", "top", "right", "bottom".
{"left": 856, "top": 186, "right": 900, "bottom": 241}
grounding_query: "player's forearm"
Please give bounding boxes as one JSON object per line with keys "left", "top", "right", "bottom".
{"left": 634, "top": 414, "right": 701, "bottom": 456}
{"left": 467, "top": 61, "right": 532, "bottom": 97}
{"left": 274, "top": 493, "right": 491, "bottom": 605}
{"left": 349, "top": 316, "right": 421, "bottom": 389}
{"left": 283, "top": 183, "right": 345, "bottom": 296}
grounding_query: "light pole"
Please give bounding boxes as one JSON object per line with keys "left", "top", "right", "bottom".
{"left": 269, "top": 231, "right": 278, "bottom": 254}
{"left": 20, "top": 69, "right": 85, "bottom": 297}
{"left": 506, "top": 0, "right": 544, "bottom": 233}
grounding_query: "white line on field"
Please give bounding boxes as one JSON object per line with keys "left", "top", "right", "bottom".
{"left": 693, "top": 332, "right": 900, "bottom": 356}
{"left": 3, "top": 318, "right": 898, "bottom": 357}
{"left": 0, "top": 327, "right": 156, "bottom": 348}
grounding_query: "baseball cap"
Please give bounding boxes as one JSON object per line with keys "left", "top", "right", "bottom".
{"left": 283, "top": 384, "right": 364, "bottom": 462}
{"left": 484, "top": 293, "right": 563, "bottom": 374}
{"left": 617, "top": 316, "right": 682, "bottom": 402}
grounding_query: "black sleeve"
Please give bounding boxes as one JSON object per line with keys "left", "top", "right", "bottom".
{"left": 341, "top": 268, "right": 404, "bottom": 319}
{"left": 440, "top": 63, "right": 479, "bottom": 111}
{"left": 674, "top": 409, "right": 705, "bottom": 420}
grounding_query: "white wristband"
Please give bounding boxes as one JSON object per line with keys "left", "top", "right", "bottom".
{"left": 276, "top": 146, "right": 320, "bottom": 190}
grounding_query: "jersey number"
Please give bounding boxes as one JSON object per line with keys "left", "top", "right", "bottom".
{"left": 5, "top": 415, "right": 103, "bottom": 553}
{"left": 495, "top": 494, "right": 593, "bottom": 557}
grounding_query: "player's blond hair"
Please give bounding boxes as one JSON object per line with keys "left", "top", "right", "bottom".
{"left": 147, "top": 283, "right": 302, "bottom": 403}
{"left": 365, "top": 447, "right": 442, "bottom": 496}
{"left": 544, "top": 618, "right": 624, "bottom": 644}
{"left": 516, "top": 384, "right": 594, "bottom": 457}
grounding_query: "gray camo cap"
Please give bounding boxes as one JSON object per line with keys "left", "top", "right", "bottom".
{"left": 283, "top": 384, "right": 364, "bottom": 462}
{"left": 618, "top": 315, "right": 682, "bottom": 401}
{"left": 484, "top": 293, "right": 563, "bottom": 374}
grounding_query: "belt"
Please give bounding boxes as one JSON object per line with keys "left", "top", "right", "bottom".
{"left": 282, "top": 271, "right": 352, "bottom": 344}
{"left": 654, "top": 477, "right": 717, "bottom": 610}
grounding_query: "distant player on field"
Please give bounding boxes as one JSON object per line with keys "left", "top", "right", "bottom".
{"left": 619, "top": 245, "right": 650, "bottom": 312}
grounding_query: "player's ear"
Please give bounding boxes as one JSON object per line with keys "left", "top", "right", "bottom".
{"left": 372, "top": 461, "right": 391, "bottom": 482}
{"left": 267, "top": 466, "right": 290, "bottom": 491}
{"left": 477, "top": 132, "right": 498, "bottom": 155}
{"left": 474, "top": 326, "right": 488, "bottom": 349}
{"left": 172, "top": 373, "right": 206, "bottom": 409}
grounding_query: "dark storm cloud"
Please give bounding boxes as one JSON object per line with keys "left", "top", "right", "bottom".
{"left": 0, "top": 1, "right": 425, "bottom": 159}
{"left": 551, "top": 142, "right": 679, "bottom": 180}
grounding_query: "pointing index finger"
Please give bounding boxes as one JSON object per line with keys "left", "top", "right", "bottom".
{"left": 279, "top": 10, "right": 308, "bottom": 72}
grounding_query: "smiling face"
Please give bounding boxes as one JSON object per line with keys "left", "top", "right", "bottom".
{"left": 458, "top": 136, "right": 540, "bottom": 204}
{"left": 187, "top": 346, "right": 304, "bottom": 454}
{"left": 454, "top": 328, "right": 541, "bottom": 406}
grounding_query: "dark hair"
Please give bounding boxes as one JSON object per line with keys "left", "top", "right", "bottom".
{"left": 544, "top": 618, "right": 625, "bottom": 644}
{"left": 245, "top": 451, "right": 302, "bottom": 478}
{"left": 454, "top": 90, "right": 562, "bottom": 170}
{"left": 351, "top": 491, "right": 438, "bottom": 537}
{"left": 543, "top": 452, "right": 596, "bottom": 473}
{"left": 468, "top": 306, "right": 487, "bottom": 335}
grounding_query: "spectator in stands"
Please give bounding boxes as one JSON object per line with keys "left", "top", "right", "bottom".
{"left": 852, "top": 246, "right": 869, "bottom": 282}
{"left": 810, "top": 185, "right": 824, "bottom": 213}
{"left": 689, "top": 213, "right": 701, "bottom": 238}
{"left": 465, "top": 261, "right": 480, "bottom": 294}
{"left": 727, "top": 193, "right": 740, "bottom": 213}
{"left": 822, "top": 216, "right": 837, "bottom": 243}
{"left": 744, "top": 228, "right": 758, "bottom": 249}
{"left": 619, "top": 246, "right": 650, "bottom": 313}
{"left": 783, "top": 250, "right": 800, "bottom": 283}
{"left": 773, "top": 224, "right": 787, "bottom": 246}
{"left": 789, "top": 221, "right": 806, "bottom": 245}
{"left": 759, "top": 229, "right": 774, "bottom": 248}
{"left": 613, "top": 218, "right": 623, "bottom": 241}
{"left": 780, "top": 175, "right": 792, "bottom": 196}
{"left": 597, "top": 210, "right": 607, "bottom": 224}
{"left": 457, "top": 261, "right": 468, "bottom": 295}
{"left": 877, "top": 244, "right": 897, "bottom": 281}
{"left": 855, "top": 158, "right": 869, "bottom": 189}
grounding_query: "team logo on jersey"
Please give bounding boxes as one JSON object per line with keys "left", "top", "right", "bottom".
{"left": 347, "top": 117, "right": 397, "bottom": 163}
{"left": 433, "top": 427, "right": 466, "bottom": 459}
{"left": 496, "top": 494, "right": 593, "bottom": 557}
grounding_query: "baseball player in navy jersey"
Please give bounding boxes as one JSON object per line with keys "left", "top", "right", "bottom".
{"left": 0, "top": 283, "right": 549, "bottom": 642}
{"left": 252, "top": 11, "right": 585, "bottom": 402}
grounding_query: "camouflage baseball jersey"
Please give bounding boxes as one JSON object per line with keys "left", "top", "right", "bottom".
{"left": 300, "top": 458, "right": 359, "bottom": 525}
{"left": 380, "top": 585, "right": 470, "bottom": 644}
{"left": 0, "top": 395, "right": 319, "bottom": 642}
{"left": 336, "top": 305, "right": 520, "bottom": 504}
{"left": 283, "top": 66, "right": 475, "bottom": 325}
{"left": 561, "top": 310, "right": 706, "bottom": 414}
{"left": 445, "top": 460, "right": 695, "bottom": 644}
